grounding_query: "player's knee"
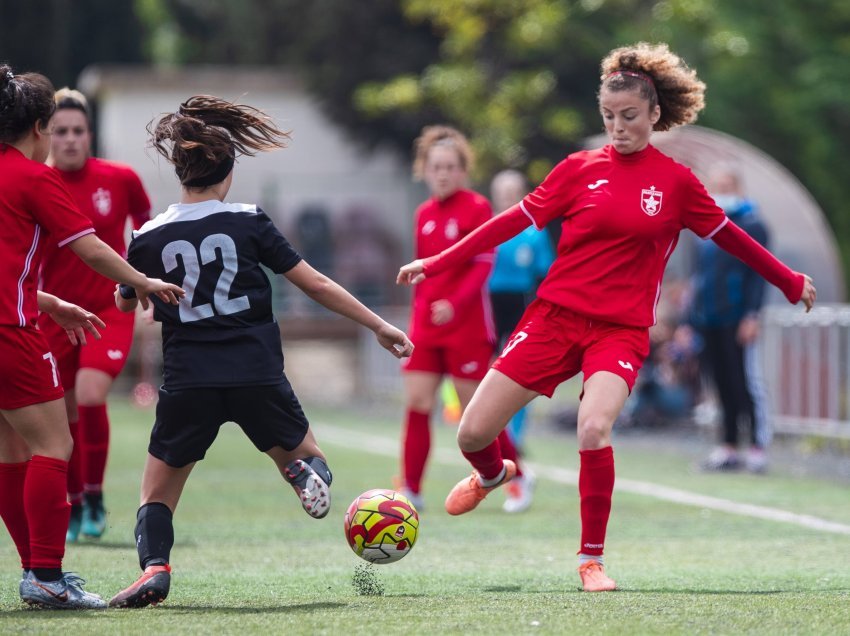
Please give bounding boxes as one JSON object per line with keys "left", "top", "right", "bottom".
{"left": 577, "top": 413, "right": 614, "bottom": 449}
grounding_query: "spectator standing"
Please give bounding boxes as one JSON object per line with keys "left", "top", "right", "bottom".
{"left": 689, "top": 165, "right": 771, "bottom": 473}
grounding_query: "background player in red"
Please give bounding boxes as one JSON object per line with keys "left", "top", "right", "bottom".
{"left": 398, "top": 43, "right": 817, "bottom": 592}
{"left": 0, "top": 64, "right": 182, "bottom": 609}
{"left": 108, "top": 96, "right": 413, "bottom": 608}
{"left": 398, "top": 125, "right": 525, "bottom": 512}
{"left": 38, "top": 88, "right": 152, "bottom": 543}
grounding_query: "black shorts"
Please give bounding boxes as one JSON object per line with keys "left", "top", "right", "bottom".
{"left": 149, "top": 381, "right": 309, "bottom": 468}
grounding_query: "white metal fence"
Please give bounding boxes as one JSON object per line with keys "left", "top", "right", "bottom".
{"left": 762, "top": 304, "right": 850, "bottom": 439}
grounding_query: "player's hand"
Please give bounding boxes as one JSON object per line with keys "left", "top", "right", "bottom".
{"left": 430, "top": 299, "right": 454, "bottom": 326}
{"left": 736, "top": 315, "right": 760, "bottom": 345}
{"left": 375, "top": 323, "right": 414, "bottom": 359}
{"left": 799, "top": 274, "right": 816, "bottom": 313}
{"left": 397, "top": 260, "right": 426, "bottom": 286}
{"left": 46, "top": 299, "right": 105, "bottom": 346}
{"left": 136, "top": 278, "right": 185, "bottom": 310}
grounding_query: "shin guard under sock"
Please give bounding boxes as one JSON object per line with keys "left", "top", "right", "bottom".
{"left": 0, "top": 461, "right": 31, "bottom": 569}
{"left": 402, "top": 409, "right": 430, "bottom": 493}
{"left": 25, "top": 456, "right": 70, "bottom": 569}
{"left": 578, "top": 446, "right": 615, "bottom": 557}
{"left": 135, "top": 502, "right": 174, "bottom": 570}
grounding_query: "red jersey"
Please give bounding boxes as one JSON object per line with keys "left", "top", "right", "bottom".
{"left": 521, "top": 144, "right": 727, "bottom": 327}
{"left": 40, "top": 157, "right": 150, "bottom": 310}
{"left": 0, "top": 145, "right": 94, "bottom": 328}
{"left": 410, "top": 189, "right": 495, "bottom": 347}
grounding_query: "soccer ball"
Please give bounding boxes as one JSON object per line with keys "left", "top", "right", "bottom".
{"left": 343, "top": 489, "right": 419, "bottom": 564}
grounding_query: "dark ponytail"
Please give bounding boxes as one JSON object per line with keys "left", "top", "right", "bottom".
{"left": 0, "top": 63, "right": 55, "bottom": 144}
{"left": 148, "top": 95, "right": 291, "bottom": 188}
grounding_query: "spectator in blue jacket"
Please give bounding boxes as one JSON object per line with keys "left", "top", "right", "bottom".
{"left": 689, "top": 165, "right": 770, "bottom": 473}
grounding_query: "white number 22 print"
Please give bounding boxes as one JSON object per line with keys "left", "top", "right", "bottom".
{"left": 161, "top": 233, "right": 250, "bottom": 323}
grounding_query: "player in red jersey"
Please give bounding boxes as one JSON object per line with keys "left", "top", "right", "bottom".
{"left": 398, "top": 125, "right": 525, "bottom": 512}
{"left": 398, "top": 44, "right": 817, "bottom": 592}
{"left": 38, "top": 88, "right": 152, "bottom": 543}
{"left": 0, "top": 65, "right": 182, "bottom": 609}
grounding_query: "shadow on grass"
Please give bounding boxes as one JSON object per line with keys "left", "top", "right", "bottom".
{"left": 162, "top": 601, "right": 347, "bottom": 613}
{"left": 483, "top": 585, "right": 523, "bottom": 593}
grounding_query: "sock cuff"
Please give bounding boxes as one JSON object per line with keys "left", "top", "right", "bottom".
{"left": 0, "top": 460, "right": 30, "bottom": 473}
{"left": 77, "top": 404, "right": 108, "bottom": 416}
{"left": 406, "top": 408, "right": 430, "bottom": 421}
{"left": 137, "top": 501, "right": 173, "bottom": 520}
{"left": 578, "top": 446, "right": 614, "bottom": 467}
{"left": 29, "top": 455, "right": 68, "bottom": 472}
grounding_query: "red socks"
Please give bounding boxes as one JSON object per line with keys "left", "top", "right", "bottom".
{"left": 24, "top": 455, "right": 70, "bottom": 569}
{"left": 79, "top": 404, "right": 110, "bottom": 493}
{"left": 66, "top": 418, "right": 84, "bottom": 504}
{"left": 462, "top": 439, "right": 504, "bottom": 481}
{"left": 0, "top": 461, "right": 31, "bottom": 569}
{"left": 496, "top": 430, "right": 523, "bottom": 478}
{"left": 578, "top": 446, "right": 615, "bottom": 557}
{"left": 402, "top": 409, "right": 430, "bottom": 494}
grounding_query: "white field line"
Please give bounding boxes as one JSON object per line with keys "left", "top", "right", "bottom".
{"left": 317, "top": 423, "right": 850, "bottom": 536}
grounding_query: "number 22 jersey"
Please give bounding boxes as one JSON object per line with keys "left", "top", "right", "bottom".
{"left": 125, "top": 201, "right": 302, "bottom": 390}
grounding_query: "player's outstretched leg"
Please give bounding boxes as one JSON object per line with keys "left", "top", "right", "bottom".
{"left": 283, "top": 457, "right": 332, "bottom": 519}
{"left": 445, "top": 459, "right": 516, "bottom": 515}
{"left": 109, "top": 564, "right": 171, "bottom": 608}
{"left": 20, "top": 571, "right": 107, "bottom": 609}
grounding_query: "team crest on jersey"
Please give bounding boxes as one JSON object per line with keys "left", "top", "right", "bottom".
{"left": 92, "top": 188, "right": 112, "bottom": 216}
{"left": 640, "top": 186, "right": 663, "bottom": 216}
{"left": 445, "top": 218, "right": 459, "bottom": 240}
{"left": 422, "top": 219, "right": 436, "bottom": 235}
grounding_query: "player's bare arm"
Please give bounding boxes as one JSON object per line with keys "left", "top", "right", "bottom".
{"left": 285, "top": 260, "right": 414, "bottom": 358}
{"left": 37, "top": 291, "right": 105, "bottom": 346}
{"left": 67, "top": 233, "right": 184, "bottom": 309}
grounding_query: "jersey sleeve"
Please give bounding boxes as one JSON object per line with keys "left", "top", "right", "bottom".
{"left": 27, "top": 168, "right": 94, "bottom": 246}
{"left": 519, "top": 157, "right": 577, "bottom": 229}
{"left": 256, "top": 210, "right": 302, "bottom": 274}
{"left": 679, "top": 169, "right": 729, "bottom": 238}
{"left": 124, "top": 167, "right": 152, "bottom": 229}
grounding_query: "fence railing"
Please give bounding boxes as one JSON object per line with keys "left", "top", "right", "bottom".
{"left": 762, "top": 304, "right": 850, "bottom": 439}
{"left": 358, "top": 304, "right": 850, "bottom": 439}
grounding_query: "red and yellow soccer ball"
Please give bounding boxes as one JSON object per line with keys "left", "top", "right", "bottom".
{"left": 343, "top": 489, "right": 419, "bottom": 564}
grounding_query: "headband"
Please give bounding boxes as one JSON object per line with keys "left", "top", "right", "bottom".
{"left": 179, "top": 154, "right": 235, "bottom": 188}
{"left": 606, "top": 70, "right": 655, "bottom": 88}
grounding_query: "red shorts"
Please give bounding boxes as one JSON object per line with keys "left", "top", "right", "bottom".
{"left": 38, "top": 304, "right": 135, "bottom": 390}
{"left": 0, "top": 326, "right": 65, "bottom": 409}
{"left": 402, "top": 339, "right": 493, "bottom": 381}
{"left": 492, "top": 299, "right": 650, "bottom": 398}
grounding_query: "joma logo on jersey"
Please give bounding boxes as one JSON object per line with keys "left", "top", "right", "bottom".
{"left": 640, "top": 186, "right": 663, "bottom": 216}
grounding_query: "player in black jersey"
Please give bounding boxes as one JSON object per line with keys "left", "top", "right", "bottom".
{"left": 108, "top": 96, "right": 414, "bottom": 608}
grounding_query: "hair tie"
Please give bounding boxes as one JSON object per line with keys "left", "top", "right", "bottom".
{"left": 4, "top": 70, "right": 13, "bottom": 81}
{"left": 606, "top": 69, "right": 655, "bottom": 88}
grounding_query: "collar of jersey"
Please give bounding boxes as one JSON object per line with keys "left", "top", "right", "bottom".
{"left": 607, "top": 143, "right": 655, "bottom": 164}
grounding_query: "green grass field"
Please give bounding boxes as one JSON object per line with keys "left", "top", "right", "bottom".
{"left": 1, "top": 400, "right": 849, "bottom": 634}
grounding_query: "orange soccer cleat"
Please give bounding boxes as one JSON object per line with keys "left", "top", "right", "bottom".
{"left": 578, "top": 560, "right": 617, "bottom": 592}
{"left": 444, "top": 460, "right": 516, "bottom": 516}
{"left": 109, "top": 564, "right": 172, "bottom": 608}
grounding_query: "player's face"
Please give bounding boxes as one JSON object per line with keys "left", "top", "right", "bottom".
{"left": 49, "top": 109, "right": 91, "bottom": 171}
{"left": 599, "top": 86, "right": 660, "bottom": 155}
{"left": 423, "top": 145, "right": 467, "bottom": 200}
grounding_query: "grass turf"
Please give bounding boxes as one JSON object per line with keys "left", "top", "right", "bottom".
{"left": 0, "top": 400, "right": 848, "bottom": 634}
